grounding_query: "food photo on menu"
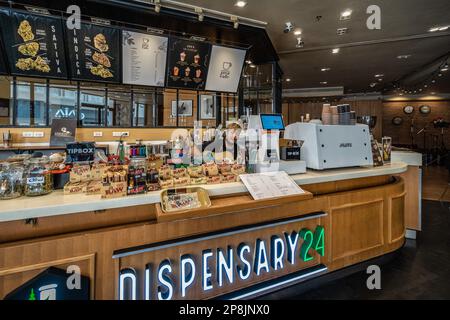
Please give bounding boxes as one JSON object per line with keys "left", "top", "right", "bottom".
{"left": 0, "top": 9, "right": 67, "bottom": 78}
{"left": 66, "top": 21, "right": 121, "bottom": 83}
{"left": 166, "top": 37, "right": 211, "bottom": 90}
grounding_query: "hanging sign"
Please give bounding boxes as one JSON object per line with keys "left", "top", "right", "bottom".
{"left": 122, "top": 30, "right": 168, "bottom": 87}
{"left": 166, "top": 37, "right": 211, "bottom": 90}
{"left": 0, "top": 9, "right": 67, "bottom": 78}
{"left": 66, "top": 22, "right": 121, "bottom": 83}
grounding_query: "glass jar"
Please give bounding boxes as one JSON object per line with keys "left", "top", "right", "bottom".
{"left": 24, "top": 157, "right": 53, "bottom": 197}
{"left": 0, "top": 162, "right": 25, "bottom": 200}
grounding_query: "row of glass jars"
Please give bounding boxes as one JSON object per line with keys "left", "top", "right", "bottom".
{"left": 0, "top": 157, "right": 53, "bottom": 200}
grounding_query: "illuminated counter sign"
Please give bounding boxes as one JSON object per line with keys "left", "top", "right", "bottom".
{"left": 117, "top": 221, "right": 325, "bottom": 300}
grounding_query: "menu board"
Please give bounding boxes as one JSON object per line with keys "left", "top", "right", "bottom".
{"left": 205, "top": 45, "right": 247, "bottom": 93}
{"left": 122, "top": 30, "right": 168, "bottom": 87}
{"left": 0, "top": 9, "right": 67, "bottom": 78}
{"left": 66, "top": 22, "right": 121, "bottom": 83}
{"left": 166, "top": 37, "right": 211, "bottom": 90}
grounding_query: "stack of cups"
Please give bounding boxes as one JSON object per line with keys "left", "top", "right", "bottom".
{"left": 321, "top": 104, "right": 332, "bottom": 125}
{"left": 331, "top": 106, "right": 339, "bottom": 125}
{"left": 350, "top": 111, "right": 357, "bottom": 125}
{"left": 337, "top": 104, "right": 352, "bottom": 125}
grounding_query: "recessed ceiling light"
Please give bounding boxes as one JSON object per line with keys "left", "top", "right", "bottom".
{"left": 429, "top": 27, "right": 440, "bottom": 32}
{"left": 332, "top": 48, "right": 340, "bottom": 54}
{"left": 249, "top": 64, "right": 256, "bottom": 68}
{"left": 286, "top": 78, "right": 292, "bottom": 82}
{"left": 441, "top": 67, "right": 449, "bottom": 72}
{"left": 397, "top": 54, "right": 412, "bottom": 59}
{"left": 294, "top": 29, "right": 302, "bottom": 36}
{"left": 429, "top": 25, "right": 449, "bottom": 32}
{"left": 374, "top": 74, "right": 384, "bottom": 78}
{"left": 320, "top": 81, "right": 328, "bottom": 85}
{"left": 235, "top": 1, "right": 247, "bottom": 8}
{"left": 340, "top": 9, "right": 352, "bottom": 20}
{"left": 321, "top": 67, "right": 331, "bottom": 72}
{"left": 438, "top": 26, "right": 449, "bottom": 31}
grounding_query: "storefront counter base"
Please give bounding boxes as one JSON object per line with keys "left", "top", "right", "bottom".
{"left": 0, "top": 174, "right": 406, "bottom": 300}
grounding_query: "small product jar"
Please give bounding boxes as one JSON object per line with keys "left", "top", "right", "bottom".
{"left": 0, "top": 162, "right": 25, "bottom": 200}
{"left": 24, "top": 157, "right": 53, "bottom": 197}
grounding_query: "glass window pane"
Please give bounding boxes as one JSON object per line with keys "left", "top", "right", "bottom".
{"left": 49, "top": 83, "right": 77, "bottom": 125}
{"left": 199, "top": 92, "right": 217, "bottom": 128}
{"left": 0, "top": 76, "right": 13, "bottom": 126}
{"left": 177, "top": 90, "right": 197, "bottom": 128}
{"left": 80, "top": 88, "right": 106, "bottom": 127}
{"left": 162, "top": 89, "right": 177, "bottom": 127}
{"left": 133, "top": 91, "right": 154, "bottom": 127}
{"left": 107, "top": 91, "right": 131, "bottom": 127}
{"left": 16, "top": 80, "right": 47, "bottom": 126}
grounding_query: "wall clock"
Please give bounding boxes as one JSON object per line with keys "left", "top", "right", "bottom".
{"left": 392, "top": 116, "right": 403, "bottom": 125}
{"left": 403, "top": 106, "right": 414, "bottom": 114}
{"left": 419, "top": 105, "right": 431, "bottom": 114}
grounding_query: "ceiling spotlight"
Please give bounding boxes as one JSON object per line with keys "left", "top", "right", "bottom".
{"left": 438, "top": 26, "right": 449, "bottom": 31}
{"left": 374, "top": 74, "right": 384, "bottom": 78}
{"left": 249, "top": 64, "right": 256, "bottom": 68}
{"left": 286, "top": 78, "right": 292, "bottom": 82}
{"left": 284, "top": 22, "right": 294, "bottom": 34}
{"left": 438, "top": 73, "right": 443, "bottom": 77}
{"left": 429, "top": 25, "right": 449, "bottom": 32}
{"left": 424, "top": 84, "right": 428, "bottom": 88}
{"left": 245, "top": 60, "right": 252, "bottom": 65}
{"left": 235, "top": 1, "right": 247, "bottom": 7}
{"left": 154, "top": 0, "right": 161, "bottom": 13}
{"left": 321, "top": 67, "right": 331, "bottom": 72}
{"left": 397, "top": 54, "right": 412, "bottom": 59}
{"left": 231, "top": 16, "right": 239, "bottom": 29}
{"left": 432, "top": 79, "right": 436, "bottom": 83}
{"left": 320, "top": 81, "right": 328, "bottom": 85}
{"left": 340, "top": 9, "right": 352, "bottom": 20}
{"left": 332, "top": 48, "right": 340, "bottom": 54}
{"left": 195, "top": 8, "right": 204, "bottom": 22}
{"left": 441, "top": 67, "right": 449, "bottom": 72}
{"left": 337, "top": 28, "right": 348, "bottom": 35}
{"left": 429, "top": 27, "right": 440, "bottom": 32}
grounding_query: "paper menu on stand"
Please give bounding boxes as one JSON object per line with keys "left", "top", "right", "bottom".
{"left": 239, "top": 171, "right": 306, "bottom": 200}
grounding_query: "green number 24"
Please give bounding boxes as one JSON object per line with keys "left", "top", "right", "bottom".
{"left": 300, "top": 226, "right": 325, "bottom": 262}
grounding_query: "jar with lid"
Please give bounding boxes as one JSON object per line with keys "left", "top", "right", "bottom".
{"left": 24, "top": 157, "right": 53, "bottom": 197}
{"left": 0, "top": 162, "right": 25, "bottom": 200}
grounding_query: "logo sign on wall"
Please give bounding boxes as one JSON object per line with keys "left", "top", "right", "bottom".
{"left": 122, "top": 30, "right": 168, "bottom": 87}
{"left": 115, "top": 214, "right": 326, "bottom": 300}
{"left": 205, "top": 45, "right": 247, "bottom": 93}
{"left": 0, "top": 9, "right": 68, "bottom": 78}
{"left": 4, "top": 267, "right": 90, "bottom": 300}
{"left": 66, "top": 22, "right": 121, "bottom": 83}
{"left": 166, "top": 37, "right": 211, "bottom": 90}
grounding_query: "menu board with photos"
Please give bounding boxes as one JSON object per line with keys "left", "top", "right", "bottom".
{"left": 0, "top": 9, "right": 67, "bottom": 78}
{"left": 122, "top": 30, "right": 168, "bottom": 87}
{"left": 166, "top": 37, "right": 211, "bottom": 90}
{"left": 205, "top": 45, "right": 247, "bottom": 93}
{"left": 66, "top": 22, "right": 121, "bottom": 83}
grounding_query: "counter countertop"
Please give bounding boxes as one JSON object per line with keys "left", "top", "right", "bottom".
{"left": 0, "top": 162, "right": 408, "bottom": 223}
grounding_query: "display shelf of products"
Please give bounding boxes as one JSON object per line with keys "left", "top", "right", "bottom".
{"left": 0, "top": 162, "right": 408, "bottom": 223}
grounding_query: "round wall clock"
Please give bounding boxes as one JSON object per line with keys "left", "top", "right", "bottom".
{"left": 403, "top": 106, "right": 414, "bottom": 114}
{"left": 392, "top": 117, "right": 403, "bottom": 126}
{"left": 419, "top": 105, "right": 431, "bottom": 114}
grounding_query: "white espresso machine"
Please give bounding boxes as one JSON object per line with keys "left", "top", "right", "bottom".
{"left": 285, "top": 122, "right": 373, "bottom": 170}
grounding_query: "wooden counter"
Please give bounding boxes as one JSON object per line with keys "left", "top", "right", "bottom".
{"left": 0, "top": 166, "right": 407, "bottom": 300}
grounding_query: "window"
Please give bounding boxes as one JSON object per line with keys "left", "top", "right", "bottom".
{"left": 133, "top": 91, "right": 154, "bottom": 127}
{"left": 49, "top": 83, "right": 78, "bottom": 125}
{"left": 0, "top": 77, "right": 13, "bottom": 126}
{"left": 107, "top": 90, "right": 132, "bottom": 127}
{"left": 15, "top": 79, "right": 47, "bottom": 126}
{"left": 80, "top": 87, "right": 106, "bottom": 127}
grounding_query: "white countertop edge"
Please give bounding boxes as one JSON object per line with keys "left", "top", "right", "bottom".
{"left": 0, "top": 162, "right": 408, "bottom": 223}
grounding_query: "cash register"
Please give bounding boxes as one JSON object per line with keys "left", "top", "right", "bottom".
{"left": 253, "top": 114, "right": 307, "bottom": 174}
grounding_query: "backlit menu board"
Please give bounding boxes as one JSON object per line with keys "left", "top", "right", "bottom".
{"left": 0, "top": 9, "right": 67, "bottom": 78}
{"left": 166, "top": 37, "right": 211, "bottom": 90}
{"left": 122, "top": 30, "right": 168, "bottom": 87}
{"left": 66, "top": 22, "right": 121, "bottom": 83}
{"left": 205, "top": 45, "right": 247, "bottom": 93}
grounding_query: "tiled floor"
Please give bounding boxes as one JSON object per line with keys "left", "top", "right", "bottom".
{"left": 260, "top": 200, "right": 450, "bottom": 300}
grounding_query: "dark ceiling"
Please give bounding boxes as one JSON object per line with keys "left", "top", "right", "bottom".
{"left": 180, "top": 0, "right": 450, "bottom": 94}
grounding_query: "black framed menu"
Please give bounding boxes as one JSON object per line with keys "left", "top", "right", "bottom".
{"left": 66, "top": 22, "right": 121, "bottom": 83}
{"left": 0, "top": 9, "right": 67, "bottom": 78}
{"left": 166, "top": 37, "right": 211, "bottom": 90}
